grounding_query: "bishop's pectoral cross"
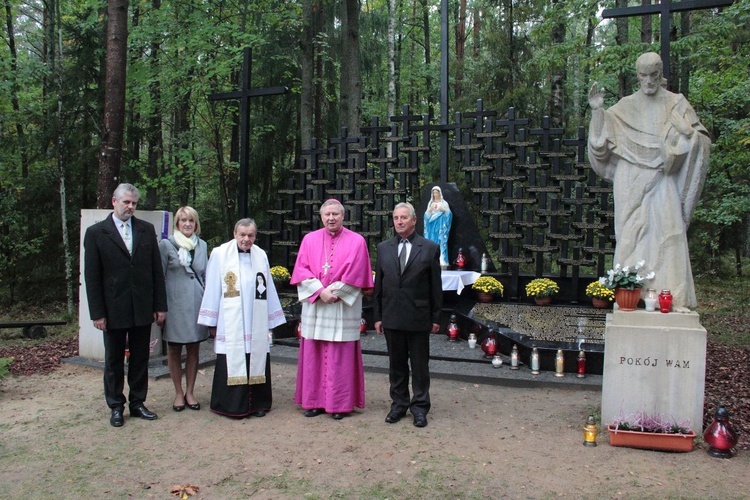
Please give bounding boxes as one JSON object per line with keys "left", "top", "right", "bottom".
{"left": 322, "top": 262, "right": 331, "bottom": 275}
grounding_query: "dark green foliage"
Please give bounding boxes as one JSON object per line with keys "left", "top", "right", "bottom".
{"left": 0, "top": 0, "right": 747, "bottom": 306}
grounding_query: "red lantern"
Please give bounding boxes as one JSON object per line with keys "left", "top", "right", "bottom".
{"left": 447, "top": 314, "right": 460, "bottom": 342}
{"left": 455, "top": 248, "right": 466, "bottom": 269}
{"left": 295, "top": 320, "right": 302, "bottom": 338}
{"left": 360, "top": 316, "right": 368, "bottom": 335}
{"left": 704, "top": 406, "right": 738, "bottom": 458}
{"left": 481, "top": 329, "right": 497, "bottom": 358}
{"left": 577, "top": 350, "right": 586, "bottom": 378}
{"left": 658, "top": 289, "right": 673, "bottom": 313}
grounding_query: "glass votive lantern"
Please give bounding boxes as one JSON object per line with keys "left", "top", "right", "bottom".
{"left": 481, "top": 329, "right": 497, "bottom": 358}
{"left": 555, "top": 349, "right": 565, "bottom": 377}
{"left": 447, "top": 314, "right": 460, "bottom": 342}
{"left": 510, "top": 344, "right": 520, "bottom": 370}
{"left": 583, "top": 415, "right": 598, "bottom": 447}
{"left": 491, "top": 354, "right": 503, "bottom": 368}
{"left": 530, "top": 347, "right": 540, "bottom": 375}
{"left": 468, "top": 333, "right": 477, "bottom": 349}
{"left": 703, "top": 406, "right": 738, "bottom": 458}
{"left": 658, "top": 289, "right": 673, "bottom": 313}
{"left": 576, "top": 350, "right": 586, "bottom": 378}
{"left": 644, "top": 288, "right": 658, "bottom": 312}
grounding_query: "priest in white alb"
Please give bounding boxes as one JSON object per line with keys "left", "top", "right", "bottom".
{"left": 198, "top": 218, "right": 286, "bottom": 418}
{"left": 291, "top": 199, "right": 374, "bottom": 420}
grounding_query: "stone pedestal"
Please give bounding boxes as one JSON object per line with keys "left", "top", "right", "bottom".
{"left": 78, "top": 209, "right": 171, "bottom": 360}
{"left": 601, "top": 310, "right": 706, "bottom": 432}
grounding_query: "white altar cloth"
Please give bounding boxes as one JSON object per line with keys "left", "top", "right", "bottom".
{"left": 441, "top": 270, "right": 481, "bottom": 295}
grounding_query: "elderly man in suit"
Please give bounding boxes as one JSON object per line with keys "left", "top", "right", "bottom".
{"left": 374, "top": 202, "right": 442, "bottom": 428}
{"left": 84, "top": 183, "right": 167, "bottom": 427}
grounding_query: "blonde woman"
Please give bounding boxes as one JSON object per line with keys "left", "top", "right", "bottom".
{"left": 159, "top": 207, "right": 209, "bottom": 411}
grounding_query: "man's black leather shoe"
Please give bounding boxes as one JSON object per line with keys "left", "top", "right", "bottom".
{"left": 251, "top": 410, "right": 267, "bottom": 417}
{"left": 110, "top": 408, "right": 124, "bottom": 427}
{"left": 385, "top": 411, "right": 405, "bottom": 424}
{"left": 332, "top": 413, "right": 346, "bottom": 420}
{"left": 304, "top": 408, "right": 325, "bottom": 417}
{"left": 413, "top": 414, "right": 428, "bottom": 428}
{"left": 131, "top": 405, "right": 158, "bottom": 420}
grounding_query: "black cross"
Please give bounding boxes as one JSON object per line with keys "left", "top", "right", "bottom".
{"left": 209, "top": 47, "right": 289, "bottom": 218}
{"left": 603, "top": 0, "right": 734, "bottom": 82}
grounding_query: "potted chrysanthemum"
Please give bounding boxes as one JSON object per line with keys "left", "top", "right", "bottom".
{"left": 525, "top": 278, "right": 559, "bottom": 305}
{"left": 270, "top": 265, "right": 291, "bottom": 285}
{"left": 472, "top": 276, "right": 504, "bottom": 302}
{"left": 586, "top": 281, "right": 614, "bottom": 309}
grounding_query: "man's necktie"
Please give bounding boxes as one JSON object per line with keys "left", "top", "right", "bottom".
{"left": 399, "top": 238, "right": 408, "bottom": 272}
{"left": 122, "top": 223, "right": 132, "bottom": 254}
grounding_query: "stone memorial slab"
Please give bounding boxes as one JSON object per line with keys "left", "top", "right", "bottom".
{"left": 600, "top": 310, "right": 707, "bottom": 432}
{"left": 78, "top": 209, "right": 171, "bottom": 360}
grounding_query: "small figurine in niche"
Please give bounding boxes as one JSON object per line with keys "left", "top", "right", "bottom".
{"left": 423, "top": 186, "right": 452, "bottom": 267}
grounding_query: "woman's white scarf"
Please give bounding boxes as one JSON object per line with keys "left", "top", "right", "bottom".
{"left": 173, "top": 231, "right": 198, "bottom": 267}
{"left": 217, "top": 243, "right": 269, "bottom": 386}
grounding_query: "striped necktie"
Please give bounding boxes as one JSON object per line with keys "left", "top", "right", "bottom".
{"left": 399, "top": 238, "right": 408, "bottom": 272}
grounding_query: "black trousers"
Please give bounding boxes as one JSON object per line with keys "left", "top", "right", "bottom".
{"left": 103, "top": 325, "right": 152, "bottom": 410}
{"left": 383, "top": 328, "right": 431, "bottom": 416}
{"left": 210, "top": 353, "right": 272, "bottom": 418}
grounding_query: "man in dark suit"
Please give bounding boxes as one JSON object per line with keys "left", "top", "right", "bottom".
{"left": 84, "top": 183, "right": 167, "bottom": 427}
{"left": 374, "top": 202, "right": 442, "bottom": 428}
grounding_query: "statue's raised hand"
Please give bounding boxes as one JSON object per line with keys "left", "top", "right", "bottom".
{"left": 589, "top": 83, "right": 604, "bottom": 110}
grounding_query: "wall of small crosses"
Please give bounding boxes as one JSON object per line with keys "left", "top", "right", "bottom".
{"left": 258, "top": 100, "right": 615, "bottom": 303}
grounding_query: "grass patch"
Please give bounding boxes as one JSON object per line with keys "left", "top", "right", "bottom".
{"left": 695, "top": 275, "right": 750, "bottom": 346}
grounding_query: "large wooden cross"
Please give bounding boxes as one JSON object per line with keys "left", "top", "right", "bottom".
{"left": 209, "top": 47, "right": 289, "bottom": 218}
{"left": 602, "top": 0, "right": 734, "bottom": 82}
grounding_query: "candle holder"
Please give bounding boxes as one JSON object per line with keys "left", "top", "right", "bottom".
{"left": 703, "top": 406, "right": 738, "bottom": 458}
{"left": 583, "top": 415, "right": 598, "bottom": 447}
{"left": 468, "top": 333, "right": 477, "bottom": 349}
{"left": 454, "top": 247, "right": 466, "bottom": 269}
{"left": 510, "top": 344, "right": 520, "bottom": 370}
{"left": 644, "top": 288, "right": 658, "bottom": 312}
{"left": 530, "top": 347, "right": 540, "bottom": 375}
{"left": 555, "top": 349, "right": 565, "bottom": 377}
{"left": 446, "top": 314, "right": 460, "bottom": 342}
{"left": 481, "top": 328, "right": 497, "bottom": 358}
{"left": 658, "top": 289, "right": 673, "bottom": 313}
{"left": 360, "top": 315, "right": 368, "bottom": 336}
{"left": 491, "top": 354, "right": 503, "bottom": 368}
{"left": 576, "top": 350, "right": 586, "bottom": 378}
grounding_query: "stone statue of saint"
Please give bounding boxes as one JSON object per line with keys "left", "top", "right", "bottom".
{"left": 588, "top": 52, "right": 711, "bottom": 311}
{"left": 424, "top": 186, "right": 453, "bottom": 267}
